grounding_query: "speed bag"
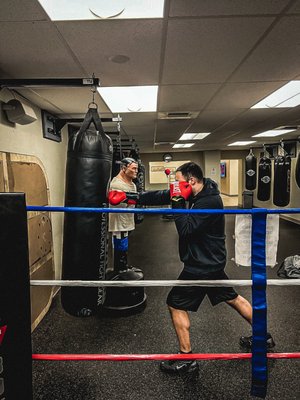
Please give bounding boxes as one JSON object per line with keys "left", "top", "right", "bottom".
{"left": 245, "top": 153, "right": 257, "bottom": 190}
{"left": 134, "top": 163, "right": 145, "bottom": 224}
{"left": 296, "top": 152, "right": 300, "bottom": 189}
{"left": 62, "top": 108, "right": 113, "bottom": 316}
{"left": 257, "top": 157, "right": 272, "bottom": 201}
{"left": 273, "top": 155, "right": 291, "bottom": 207}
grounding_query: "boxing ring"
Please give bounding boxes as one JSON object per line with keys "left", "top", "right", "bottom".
{"left": 1, "top": 193, "right": 300, "bottom": 399}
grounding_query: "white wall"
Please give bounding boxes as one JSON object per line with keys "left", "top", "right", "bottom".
{"left": 0, "top": 90, "right": 68, "bottom": 277}
{"left": 203, "top": 150, "right": 221, "bottom": 187}
{"left": 140, "top": 151, "right": 204, "bottom": 190}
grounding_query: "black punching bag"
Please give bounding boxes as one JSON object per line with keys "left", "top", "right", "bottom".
{"left": 134, "top": 162, "right": 145, "bottom": 224}
{"left": 296, "top": 151, "right": 300, "bottom": 189}
{"left": 245, "top": 149, "right": 257, "bottom": 190}
{"left": 62, "top": 108, "right": 113, "bottom": 316}
{"left": 273, "top": 155, "right": 291, "bottom": 207}
{"left": 257, "top": 156, "right": 272, "bottom": 201}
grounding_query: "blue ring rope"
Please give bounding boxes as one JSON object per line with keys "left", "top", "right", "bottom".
{"left": 26, "top": 206, "right": 300, "bottom": 214}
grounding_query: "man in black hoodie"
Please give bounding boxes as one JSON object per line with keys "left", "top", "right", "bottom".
{"left": 159, "top": 162, "right": 274, "bottom": 375}
{"left": 108, "top": 162, "right": 275, "bottom": 375}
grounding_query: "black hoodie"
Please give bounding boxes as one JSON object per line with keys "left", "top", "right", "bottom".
{"left": 139, "top": 178, "right": 226, "bottom": 274}
{"left": 174, "top": 178, "right": 226, "bottom": 274}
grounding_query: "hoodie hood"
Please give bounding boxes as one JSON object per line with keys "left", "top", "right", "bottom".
{"left": 193, "top": 178, "right": 220, "bottom": 200}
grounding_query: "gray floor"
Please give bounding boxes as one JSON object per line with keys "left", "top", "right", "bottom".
{"left": 32, "top": 215, "right": 300, "bottom": 400}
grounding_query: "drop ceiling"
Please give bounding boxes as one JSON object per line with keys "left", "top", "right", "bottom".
{"left": 1, "top": 0, "right": 300, "bottom": 152}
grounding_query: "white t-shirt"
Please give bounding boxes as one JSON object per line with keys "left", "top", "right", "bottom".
{"left": 108, "top": 176, "right": 137, "bottom": 232}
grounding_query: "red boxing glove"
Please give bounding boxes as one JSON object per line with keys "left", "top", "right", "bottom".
{"left": 108, "top": 190, "right": 127, "bottom": 205}
{"left": 170, "top": 181, "right": 192, "bottom": 201}
{"left": 165, "top": 168, "right": 171, "bottom": 176}
{"left": 108, "top": 190, "right": 139, "bottom": 205}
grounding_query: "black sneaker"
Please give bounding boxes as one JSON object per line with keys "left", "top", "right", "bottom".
{"left": 239, "top": 332, "right": 275, "bottom": 349}
{"left": 160, "top": 359, "right": 199, "bottom": 375}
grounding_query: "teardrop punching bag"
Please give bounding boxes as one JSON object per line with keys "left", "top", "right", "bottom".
{"left": 62, "top": 108, "right": 113, "bottom": 316}
{"left": 257, "top": 156, "right": 272, "bottom": 201}
{"left": 273, "top": 155, "right": 291, "bottom": 207}
{"left": 296, "top": 151, "right": 300, "bottom": 189}
{"left": 245, "top": 149, "right": 257, "bottom": 190}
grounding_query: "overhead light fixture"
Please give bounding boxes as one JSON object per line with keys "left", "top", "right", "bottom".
{"left": 173, "top": 143, "right": 195, "bottom": 148}
{"left": 38, "top": 0, "right": 165, "bottom": 20}
{"left": 179, "top": 132, "right": 210, "bottom": 140}
{"left": 251, "top": 81, "right": 300, "bottom": 108}
{"left": 228, "top": 141, "right": 256, "bottom": 146}
{"left": 98, "top": 86, "right": 158, "bottom": 112}
{"left": 252, "top": 128, "right": 296, "bottom": 137}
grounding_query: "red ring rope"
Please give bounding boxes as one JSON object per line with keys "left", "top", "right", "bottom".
{"left": 32, "top": 353, "right": 300, "bottom": 361}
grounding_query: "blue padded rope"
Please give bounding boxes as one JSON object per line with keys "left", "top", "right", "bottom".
{"left": 251, "top": 212, "right": 268, "bottom": 398}
{"left": 26, "top": 206, "right": 300, "bottom": 215}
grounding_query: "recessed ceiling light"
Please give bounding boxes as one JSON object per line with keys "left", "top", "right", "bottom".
{"left": 108, "top": 55, "right": 130, "bottom": 64}
{"left": 38, "top": 0, "right": 165, "bottom": 20}
{"left": 228, "top": 141, "right": 256, "bottom": 146}
{"left": 179, "top": 132, "right": 210, "bottom": 140}
{"left": 252, "top": 129, "right": 296, "bottom": 137}
{"left": 251, "top": 81, "right": 300, "bottom": 108}
{"left": 98, "top": 86, "right": 158, "bottom": 112}
{"left": 173, "top": 143, "right": 195, "bottom": 148}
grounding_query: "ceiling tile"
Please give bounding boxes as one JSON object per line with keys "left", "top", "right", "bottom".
{"left": 162, "top": 17, "right": 275, "bottom": 84}
{"left": 207, "top": 81, "right": 286, "bottom": 109}
{"left": 169, "top": 0, "right": 290, "bottom": 17}
{"left": 230, "top": 16, "right": 300, "bottom": 82}
{"left": 17, "top": 88, "right": 111, "bottom": 114}
{"left": 0, "top": 0, "right": 49, "bottom": 22}
{"left": 0, "top": 22, "right": 85, "bottom": 77}
{"left": 56, "top": 20, "right": 163, "bottom": 86}
{"left": 155, "top": 119, "right": 193, "bottom": 142}
{"left": 189, "top": 109, "right": 245, "bottom": 132}
{"left": 158, "top": 84, "right": 220, "bottom": 111}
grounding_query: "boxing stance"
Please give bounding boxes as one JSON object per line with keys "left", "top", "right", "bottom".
{"left": 109, "top": 162, "right": 275, "bottom": 375}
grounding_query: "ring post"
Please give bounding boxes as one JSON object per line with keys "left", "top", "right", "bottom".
{"left": 0, "top": 193, "right": 33, "bottom": 399}
{"left": 251, "top": 210, "right": 268, "bottom": 398}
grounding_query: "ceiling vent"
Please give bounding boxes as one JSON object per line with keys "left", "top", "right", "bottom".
{"left": 158, "top": 111, "right": 199, "bottom": 120}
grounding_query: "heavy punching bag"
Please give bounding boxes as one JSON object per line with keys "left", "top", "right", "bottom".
{"left": 134, "top": 161, "right": 145, "bottom": 224}
{"left": 273, "top": 155, "right": 291, "bottom": 207}
{"left": 62, "top": 107, "right": 113, "bottom": 316}
{"left": 296, "top": 151, "right": 300, "bottom": 189}
{"left": 245, "top": 149, "right": 257, "bottom": 190}
{"left": 257, "top": 156, "right": 272, "bottom": 201}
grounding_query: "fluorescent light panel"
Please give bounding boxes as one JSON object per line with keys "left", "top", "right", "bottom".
{"left": 228, "top": 141, "right": 256, "bottom": 146}
{"left": 251, "top": 81, "right": 300, "bottom": 108}
{"left": 98, "top": 86, "right": 158, "bottom": 112}
{"left": 173, "top": 143, "right": 195, "bottom": 148}
{"left": 179, "top": 132, "right": 210, "bottom": 140}
{"left": 38, "top": 0, "right": 165, "bottom": 20}
{"left": 252, "top": 129, "right": 296, "bottom": 137}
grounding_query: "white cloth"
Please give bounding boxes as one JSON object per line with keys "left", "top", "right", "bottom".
{"left": 234, "top": 214, "right": 279, "bottom": 267}
{"left": 108, "top": 177, "right": 137, "bottom": 232}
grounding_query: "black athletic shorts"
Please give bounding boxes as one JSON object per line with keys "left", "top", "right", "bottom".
{"left": 166, "top": 269, "right": 238, "bottom": 312}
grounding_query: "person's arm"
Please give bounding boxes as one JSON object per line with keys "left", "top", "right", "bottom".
{"left": 108, "top": 189, "right": 170, "bottom": 206}
{"left": 173, "top": 197, "right": 221, "bottom": 237}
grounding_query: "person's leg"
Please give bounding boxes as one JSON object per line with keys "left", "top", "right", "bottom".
{"left": 226, "top": 295, "right": 252, "bottom": 324}
{"left": 168, "top": 306, "right": 192, "bottom": 353}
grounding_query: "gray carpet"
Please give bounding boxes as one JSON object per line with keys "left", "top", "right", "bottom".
{"left": 32, "top": 215, "right": 300, "bottom": 400}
